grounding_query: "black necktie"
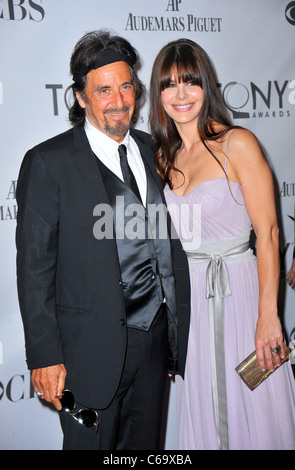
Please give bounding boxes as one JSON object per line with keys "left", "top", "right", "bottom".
{"left": 118, "top": 144, "right": 142, "bottom": 203}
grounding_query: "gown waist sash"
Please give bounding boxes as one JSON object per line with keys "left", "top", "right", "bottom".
{"left": 185, "top": 233, "right": 254, "bottom": 450}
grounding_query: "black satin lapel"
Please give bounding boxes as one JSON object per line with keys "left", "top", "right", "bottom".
{"left": 71, "top": 128, "right": 122, "bottom": 276}
{"left": 72, "top": 127, "right": 111, "bottom": 207}
{"left": 130, "top": 130, "right": 165, "bottom": 202}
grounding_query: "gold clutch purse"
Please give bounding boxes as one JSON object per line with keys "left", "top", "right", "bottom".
{"left": 235, "top": 343, "right": 290, "bottom": 391}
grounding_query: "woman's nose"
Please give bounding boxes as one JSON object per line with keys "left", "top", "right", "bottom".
{"left": 176, "top": 84, "right": 187, "bottom": 99}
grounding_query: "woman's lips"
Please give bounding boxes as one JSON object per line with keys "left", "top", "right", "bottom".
{"left": 172, "top": 103, "right": 194, "bottom": 111}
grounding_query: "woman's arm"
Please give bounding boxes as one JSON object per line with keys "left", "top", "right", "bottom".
{"left": 228, "top": 129, "right": 285, "bottom": 371}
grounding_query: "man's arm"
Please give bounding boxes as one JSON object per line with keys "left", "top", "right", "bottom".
{"left": 16, "top": 148, "right": 66, "bottom": 408}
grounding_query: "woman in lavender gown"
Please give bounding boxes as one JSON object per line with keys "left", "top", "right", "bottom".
{"left": 149, "top": 38, "right": 295, "bottom": 450}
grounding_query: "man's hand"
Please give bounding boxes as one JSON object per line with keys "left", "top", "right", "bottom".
{"left": 32, "top": 364, "right": 67, "bottom": 410}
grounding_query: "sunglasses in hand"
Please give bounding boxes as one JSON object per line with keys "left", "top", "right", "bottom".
{"left": 60, "top": 389, "right": 99, "bottom": 431}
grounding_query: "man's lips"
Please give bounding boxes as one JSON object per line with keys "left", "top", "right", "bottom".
{"left": 104, "top": 107, "right": 130, "bottom": 119}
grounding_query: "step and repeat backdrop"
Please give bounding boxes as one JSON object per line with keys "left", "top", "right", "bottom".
{"left": 1, "top": 0, "right": 295, "bottom": 450}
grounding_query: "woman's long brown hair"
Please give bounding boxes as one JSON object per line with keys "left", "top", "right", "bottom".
{"left": 149, "top": 38, "right": 241, "bottom": 188}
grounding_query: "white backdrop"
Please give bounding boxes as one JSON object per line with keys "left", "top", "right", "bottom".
{"left": 1, "top": 0, "right": 294, "bottom": 450}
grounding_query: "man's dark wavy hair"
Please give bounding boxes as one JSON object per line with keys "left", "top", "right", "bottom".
{"left": 69, "top": 30, "right": 145, "bottom": 127}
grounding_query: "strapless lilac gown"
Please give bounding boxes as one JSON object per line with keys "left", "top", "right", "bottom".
{"left": 164, "top": 170, "right": 295, "bottom": 450}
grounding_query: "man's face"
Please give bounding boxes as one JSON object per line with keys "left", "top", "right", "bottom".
{"left": 76, "top": 61, "right": 136, "bottom": 142}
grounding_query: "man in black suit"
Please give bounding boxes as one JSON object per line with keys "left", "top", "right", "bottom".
{"left": 16, "top": 30, "right": 190, "bottom": 450}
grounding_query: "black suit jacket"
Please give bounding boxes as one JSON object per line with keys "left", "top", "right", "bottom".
{"left": 16, "top": 126, "right": 190, "bottom": 409}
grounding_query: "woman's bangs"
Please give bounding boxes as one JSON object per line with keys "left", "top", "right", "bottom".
{"left": 176, "top": 62, "right": 202, "bottom": 87}
{"left": 160, "top": 50, "right": 202, "bottom": 90}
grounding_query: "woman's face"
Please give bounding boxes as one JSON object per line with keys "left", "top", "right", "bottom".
{"left": 160, "top": 70, "right": 204, "bottom": 126}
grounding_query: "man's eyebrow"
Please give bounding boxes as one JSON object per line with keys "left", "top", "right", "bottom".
{"left": 95, "top": 85, "right": 111, "bottom": 91}
{"left": 95, "top": 80, "right": 134, "bottom": 91}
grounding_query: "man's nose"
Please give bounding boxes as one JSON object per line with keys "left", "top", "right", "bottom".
{"left": 111, "top": 89, "right": 125, "bottom": 108}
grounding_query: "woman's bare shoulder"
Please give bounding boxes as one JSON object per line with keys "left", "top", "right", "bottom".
{"left": 227, "top": 127, "right": 265, "bottom": 164}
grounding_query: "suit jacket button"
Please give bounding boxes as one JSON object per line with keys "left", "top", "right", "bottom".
{"left": 120, "top": 319, "right": 126, "bottom": 326}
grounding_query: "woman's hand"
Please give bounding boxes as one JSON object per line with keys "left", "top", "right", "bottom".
{"left": 255, "top": 313, "right": 285, "bottom": 371}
